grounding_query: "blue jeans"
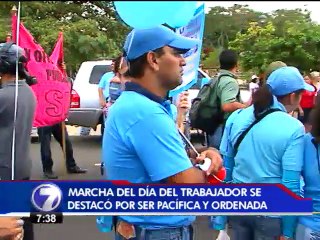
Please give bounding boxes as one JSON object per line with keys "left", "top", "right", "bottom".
{"left": 296, "top": 224, "right": 320, "bottom": 240}
{"left": 207, "top": 125, "right": 224, "bottom": 149}
{"left": 115, "top": 225, "right": 193, "bottom": 240}
{"left": 229, "top": 216, "right": 282, "bottom": 240}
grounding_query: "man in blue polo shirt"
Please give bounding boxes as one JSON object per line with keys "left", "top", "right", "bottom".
{"left": 98, "top": 59, "right": 115, "bottom": 107}
{"left": 103, "top": 25, "right": 223, "bottom": 240}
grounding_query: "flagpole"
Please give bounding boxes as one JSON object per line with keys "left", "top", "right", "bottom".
{"left": 62, "top": 121, "right": 67, "bottom": 163}
{"left": 11, "top": 2, "right": 20, "bottom": 181}
{"left": 10, "top": 5, "right": 17, "bottom": 43}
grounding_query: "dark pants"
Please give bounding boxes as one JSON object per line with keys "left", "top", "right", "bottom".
{"left": 21, "top": 178, "right": 33, "bottom": 240}
{"left": 207, "top": 125, "right": 224, "bottom": 149}
{"left": 229, "top": 216, "right": 281, "bottom": 240}
{"left": 115, "top": 225, "right": 193, "bottom": 240}
{"left": 37, "top": 122, "right": 76, "bottom": 172}
{"left": 21, "top": 217, "right": 34, "bottom": 240}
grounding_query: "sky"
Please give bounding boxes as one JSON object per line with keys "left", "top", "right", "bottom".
{"left": 200, "top": 1, "right": 320, "bottom": 23}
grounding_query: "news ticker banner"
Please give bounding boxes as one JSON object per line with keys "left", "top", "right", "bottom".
{"left": 0, "top": 181, "right": 313, "bottom": 216}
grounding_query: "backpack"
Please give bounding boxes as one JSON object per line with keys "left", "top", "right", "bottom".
{"left": 189, "top": 73, "right": 232, "bottom": 134}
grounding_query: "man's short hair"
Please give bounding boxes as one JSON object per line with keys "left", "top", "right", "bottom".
{"left": 113, "top": 55, "right": 123, "bottom": 74}
{"left": 219, "top": 49, "right": 238, "bottom": 70}
{"left": 126, "top": 47, "right": 165, "bottom": 78}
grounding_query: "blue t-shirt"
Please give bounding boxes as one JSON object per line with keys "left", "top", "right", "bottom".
{"left": 102, "top": 82, "right": 195, "bottom": 229}
{"left": 170, "top": 104, "right": 178, "bottom": 123}
{"left": 98, "top": 72, "right": 114, "bottom": 99}
{"left": 220, "top": 96, "right": 304, "bottom": 183}
{"left": 298, "top": 133, "right": 320, "bottom": 232}
{"left": 108, "top": 82, "right": 123, "bottom": 103}
{"left": 218, "top": 96, "right": 304, "bottom": 238}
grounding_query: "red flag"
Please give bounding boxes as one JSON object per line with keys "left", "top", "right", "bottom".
{"left": 50, "top": 32, "right": 67, "bottom": 77}
{"left": 11, "top": 14, "right": 71, "bottom": 127}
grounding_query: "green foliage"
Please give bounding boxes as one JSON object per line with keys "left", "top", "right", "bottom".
{"left": 202, "top": 5, "right": 320, "bottom": 72}
{"left": 0, "top": 1, "right": 130, "bottom": 73}
{"left": 1, "top": 2, "right": 320, "bottom": 74}
{"left": 204, "top": 4, "right": 264, "bottom": 49}
{"left": 202, "top": 47, "right": 223, "bottom": 68}
{"left": 229, "top": 10, "right": 320, "bottom": 72}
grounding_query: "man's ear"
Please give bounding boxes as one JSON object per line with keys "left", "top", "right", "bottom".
{"left": 146, "top": 52, "right": 160, "bottom": 72}
{"left": 289, "top": 92, "right": 300, "bottom": 104}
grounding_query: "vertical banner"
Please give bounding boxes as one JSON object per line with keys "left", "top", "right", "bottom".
{"left": 169, "top": 4, "right": 205, "bottom": 97}
{"left": 11, "top": 15, "right": 71, "bottom": 127}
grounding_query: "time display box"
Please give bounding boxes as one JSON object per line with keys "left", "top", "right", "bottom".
{"left": 30, "top": 212, "right": 63, "bottom": 224}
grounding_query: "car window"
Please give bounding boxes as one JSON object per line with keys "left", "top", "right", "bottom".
{"left": 89, "top": 65, "right": 112, "bottom": 84}
{"left": 190, "top": 71, "right": 205, "bottom": 89}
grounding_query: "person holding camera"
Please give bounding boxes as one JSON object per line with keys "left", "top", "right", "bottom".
{"left": 0, "top": 42, "right": 36, "bottom": 239}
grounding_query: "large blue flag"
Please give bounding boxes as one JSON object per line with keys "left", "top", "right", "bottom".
{"left": 169, "top": 4, "right": 205, "bottom": 97}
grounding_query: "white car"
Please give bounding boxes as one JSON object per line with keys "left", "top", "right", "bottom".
{"left": 66, "top": 60, "right": 113, "bottom": 134}
{"left": 67, "top": 61, "right": 212, "bottom": 135}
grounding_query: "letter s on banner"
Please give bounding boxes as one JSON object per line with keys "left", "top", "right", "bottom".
{"left": 11, "top": 14, "right": 71, "bottom": 127}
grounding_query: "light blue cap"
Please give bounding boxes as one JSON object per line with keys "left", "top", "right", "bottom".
{"left": 123, "top": 25, "right": 199, "bottom": 61}
{"left": 267, "top": 66, "right": 314, "bottom": 96}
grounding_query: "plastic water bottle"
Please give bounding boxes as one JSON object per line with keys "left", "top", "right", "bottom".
{"left": 197, "top": 158, "right": 226, "bottom": 184}
{"left": 96, "top": 216, "right": 113, "bottom": 232}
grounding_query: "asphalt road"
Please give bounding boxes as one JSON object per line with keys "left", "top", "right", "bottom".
{"left": 29, "top": 132, "right": 222, "bottom": 240}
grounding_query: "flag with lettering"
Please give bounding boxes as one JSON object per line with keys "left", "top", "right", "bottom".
{"left": 169, "top": 4, "right": 205, "bottom": 97}
{"left": 11, "top": 14, "right": 71, "bottom": 127}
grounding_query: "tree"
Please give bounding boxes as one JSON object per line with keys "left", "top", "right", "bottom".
{"left": 229, "top": 16, "right": 320, "bottom": 73}
{"left": 270, "top": 8, "right": 312, "bottom": 37}
{"left": 0, "top": 1, "right": 130, "bottom": 73}
{"left": 204, "top": 4, "right": 264, "bottom": 49}
{"left": 202, "top": 46, "right": 223, "bottom": 68}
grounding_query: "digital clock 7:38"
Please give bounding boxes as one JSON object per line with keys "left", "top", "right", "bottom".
{"left": 30, "top": 212, "right": 63, "bottom": 224}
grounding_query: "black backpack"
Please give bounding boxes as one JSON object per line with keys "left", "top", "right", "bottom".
{"left": 189, "top": 73, "right": 231, "bottom": 134}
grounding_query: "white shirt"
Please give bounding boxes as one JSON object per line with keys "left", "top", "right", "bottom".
{"left": 249, "top": 82, "right": 259, "bottom": 94}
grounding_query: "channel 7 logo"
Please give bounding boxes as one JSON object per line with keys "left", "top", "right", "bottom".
{"left": 31, "top": 183, "right": 62, "bottom": 212}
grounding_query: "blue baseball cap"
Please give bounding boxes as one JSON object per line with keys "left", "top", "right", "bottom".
{"left": 123, "top": 25, "right": 199, "bottom": 61}
{"left": 266, "top": 66, "right": 314, "bottom": 96}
